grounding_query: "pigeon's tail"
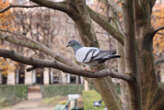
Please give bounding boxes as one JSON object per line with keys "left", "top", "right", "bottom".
{"left": 108, "top": 55, "right": 120, "bottom": 59}
{"left": 98, "top": 55, "right": 120, "bottom": 63}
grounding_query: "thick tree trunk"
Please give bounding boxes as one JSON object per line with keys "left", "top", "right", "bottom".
{"left": 120, "top": 1, "right": 164, "bottom": 110}
{"left": 93, "top": 78, "right": 122, "bottom": 110}
{"left": 122, "top": 1, "right": 139, "bottom": 110}
{"left": 135, "top": 23, "right": 164, "bottom": 110}
{"left": 135, "top": 26, "right": 164, "bottom": 110}
{"left": 126, "top": 1, "right": 164, "bottom": 110}
{"left": 117, "top": 43, "right": 129, "bottom": 110}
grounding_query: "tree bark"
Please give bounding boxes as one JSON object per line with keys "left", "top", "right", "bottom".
{"left": 117, "top": 42, "right": 128, "bottom": 110}
{"left": 122, "top": 1, "right": 139, "bottom": 110}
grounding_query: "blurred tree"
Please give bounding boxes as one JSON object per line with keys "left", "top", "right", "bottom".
{"left": 0, "top": 0, "right": 15, "bottom": 76}
{"left": 0, "top": 57, "right": 16, "bottom": 75}
{"left": 0, "top": 0, "right": 13, "bottom": 30}
{"left": 152, "top": 4, "right": 164, "bottom": 54}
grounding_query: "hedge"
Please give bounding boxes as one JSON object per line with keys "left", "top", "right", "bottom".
{"left": 40, "top": 84, "right": 84, "bottom": 97}
{"left": 0, "top": 85, "right": 28, "bottom": 107}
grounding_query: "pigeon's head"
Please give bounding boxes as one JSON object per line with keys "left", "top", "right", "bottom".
{"left": 67, "top": 40, "right": 82, "bottom": 48}
{"left": 67, "top": 40, "right": 82, "bottom": 52}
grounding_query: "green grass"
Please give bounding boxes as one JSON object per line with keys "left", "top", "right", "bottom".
{"left": 41, "top": 84, "right": 84, "bottom": 97}
{"left": 0, "top": 85, "right": 27, "bottom": 107}
{"left": 159, "top": 83, "right": 164, "bottom": 89}
{"left": 42, "top": 96, "right": 67, "bottom": 106}
{"left": 83, "top": 90, "right": 105, "bottom": 110}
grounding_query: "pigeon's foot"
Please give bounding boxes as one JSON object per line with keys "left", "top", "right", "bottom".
{"left": 91, "top": 68, "right": 97, "bottom": 72}
{"left": 82, "top": 66, "right": 95, "bottom": 72}
{"left": 82, "top": 65, "right": 98, "bottom": 73}
{"left": 83, "top": 66, "right": 90, "bottom": 71}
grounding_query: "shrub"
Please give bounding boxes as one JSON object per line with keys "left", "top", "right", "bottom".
{"left": 41, "top": 84, "right": 84, "bottom": 97}
{"left": 0, "top": 85, "right": 28, "bottom": 107}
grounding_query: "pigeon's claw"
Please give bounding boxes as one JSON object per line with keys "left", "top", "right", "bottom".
{"left": 83, "top": 66, "right": 96, "bottom": 73}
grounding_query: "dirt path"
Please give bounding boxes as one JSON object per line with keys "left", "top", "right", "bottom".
{"left": 1, "top": 99, "right": 55, "bottom": 110}
{"left": 1, "top": 86, "right": 55, "bottom": 110}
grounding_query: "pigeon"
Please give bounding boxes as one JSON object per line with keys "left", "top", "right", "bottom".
{"left": 67, "top": 40, "right": 120, "bottom": 65}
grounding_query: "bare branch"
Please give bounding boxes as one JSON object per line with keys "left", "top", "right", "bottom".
{"left": 26, "top": 66, "right": 39, "bottom": 71}
{"left": 148, "top": 0, "right": 156, "bottom": 9}
{"left": 87, "top": 7, "right": 125, "bottom": 45}
{"left": 0, "top": 30, "right": 76, "bottom": 67}
{"left": 143, "top": 26, "right": 164, "bottom": 50}
{"left": 106, "top": 0, "right": 123, "bottom": 15}
{"left": 0, "top": 0, "right": 69, "bottom": 13}
{"left": 0, "top": 4, "right": 42, "bottom": 13}
{"left": 135, "top": 0, "right": 156, "bottom": 11}
{"left": 30, "top": 0, "right": 69, "bottom": 13}
{"left": 152, "top": 26, "right": 164, "bottom": 37}
{"left": 0, "top": 29, "right": 26, "bottom": 36}
{"left": 155, "top": 56, "right": 164, "bottom": 65}
{"left": 0, "top": 48, "right": 133, "bottom": 82}
{"left": 157, "top": 32, "right": 164, "bottom": 36}
{"left": 28, "top": 0, "right": 125, "bottom": 45}
{"left": 96, "top": 31, "right": 108, "bottom": 35}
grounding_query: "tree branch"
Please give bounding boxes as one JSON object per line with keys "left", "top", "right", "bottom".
{"left": 152, "top": 26, "right": 164, "bottom": 37}
{"left": 0, "top": 0, "right": 69, "bottom": 14}
{"left": 0, "top": 48, "right": 133, "bottom": 82}
{"left": 26, "top": 66, "right": 39, "bottom": 71}
{"left": 149, "top": 0, "right": 156, "bottom": 9}
{"left": 0, "top": 29, "right": 76, "bottom": 67}
{"left": 143, "top": 26, "right": 164, "bottom": 50}
{"left": 30, "top": 0, "right": 125, "bottom": 46}
{"left": 0, "top": 4, "right": 42, "bottom": 13}
{"left": 87, "top": 7, "right": 125, "bottom": 45}
{"left": 30, "top": 0, "right": 69, "bottom": 13}
{"left": 157, "top": 32, "right": 164, "bottom": 36}
{"left": 136, "top": 0, "right": 156, "bottom": 12}
{"left": 155, "top": 56, "right": 164, "bottom": 65}
{"left": 105, "top": 0, "right": 123, "bottom": 15}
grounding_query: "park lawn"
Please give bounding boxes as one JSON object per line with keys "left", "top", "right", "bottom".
{"left": 83, "top": 90, "right": 106, "bottom": 110}
{"left": 41, "top": 96, "right": 67, "bottom": 106}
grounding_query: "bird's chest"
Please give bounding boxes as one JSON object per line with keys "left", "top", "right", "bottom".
{"left": 75, "top": 47, "right": 99, "bottom": 63}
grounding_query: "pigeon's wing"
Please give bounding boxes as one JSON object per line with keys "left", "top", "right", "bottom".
{"left": 92, "top": 50, "right": 120, "bottom": 63}
{"left": 75, "top": 47, "right": 100, "bottom": 63}
{"left": 92, "top": 50, "right": 115, "bottom": 59}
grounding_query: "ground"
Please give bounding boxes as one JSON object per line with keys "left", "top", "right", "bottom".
{"left": 1, "top": 99, "right": 55, "bottom": 110}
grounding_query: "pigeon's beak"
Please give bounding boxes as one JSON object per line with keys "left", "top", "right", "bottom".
{"left": 66, "top": 44, "right": 70, "bottom": 47}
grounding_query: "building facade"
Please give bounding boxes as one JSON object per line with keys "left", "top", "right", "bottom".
{"left": 0, "top": 67, "right": 83, "bottom": 85}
